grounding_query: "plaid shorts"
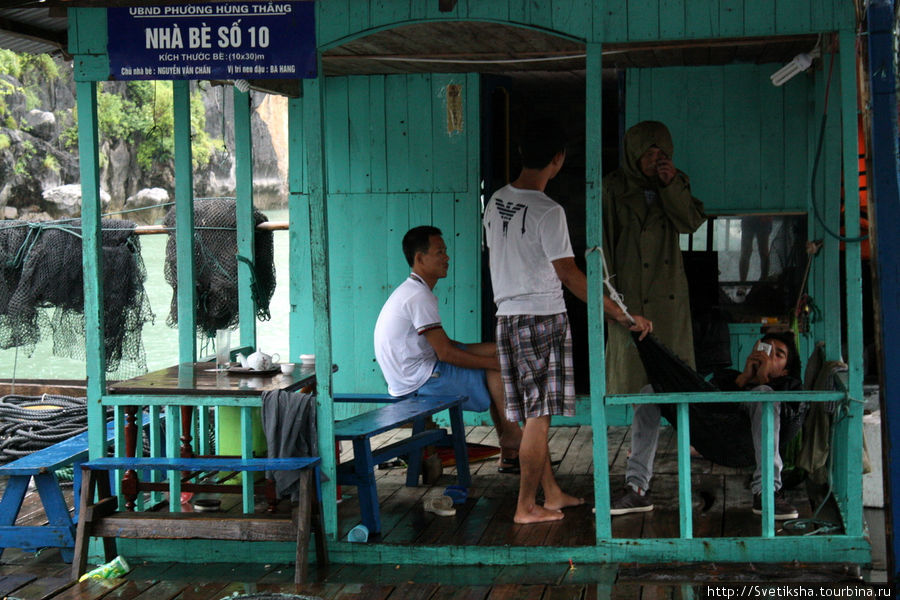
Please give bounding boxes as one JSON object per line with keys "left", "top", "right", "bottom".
{"left": 495, "top": 313, "right": 575, "bottom": 421}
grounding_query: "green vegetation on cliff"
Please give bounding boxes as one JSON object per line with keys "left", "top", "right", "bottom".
{"left": 0, "top": 49, "right": 60, "bottom": 127}
{"left": 61, "top": 80, "right": 223, "bottom": 172}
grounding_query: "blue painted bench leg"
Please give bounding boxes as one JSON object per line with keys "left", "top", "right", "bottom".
{"left": 406, "top": 415, "right": 427, "bottom": 487}
{"left": 33, "top": 472, "right": 76, "bottom": 563}
{"left": 0, "top": 476, "right": 30, "bottom": 561}
{"left": 448, "top": 403, "right": 471, "bottom": 487}
{"left": 72, "top": 460, "right": 84, "bottom": 524}
{"left": 351, "top": 438, "right": 381, "bottom": 534}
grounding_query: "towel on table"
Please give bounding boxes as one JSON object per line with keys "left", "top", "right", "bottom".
{"left": 261, "top": 390, "right": 317, "bottom": 501}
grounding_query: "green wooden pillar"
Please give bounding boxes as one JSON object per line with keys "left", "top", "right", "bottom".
{"left": 585, "top": 42, "right": 612, "bottom": 540}
{"left": 303, "top": 72, "right": 337, "bottom": 539}
{"left": 837, "top": 27, "right": 864, "bottom": 537}
{"left": 234, "top": 86, "right": 257, "bottom": 349}
{"left": 760, "top": 401, "right": 775, "bottom": 536}
{"left": 288, "top": 97, "right": 312, "bottom": 365}
{"left": 818, "top": 51, "right": 842, "bottom": 360}
{"left": 232, "top": 86, "right": 258, "bottom": 511}
{"left": 172, "top": 80, "right": 194, "bottom": 511}
{"left": 676, "top": 402, "right": 693, "bottom": 537}
{"left": 76, "top": 80, "right": 107, "bottom": 460}
{"left": 173, "top": 81, "right": 196, "bottom": 361}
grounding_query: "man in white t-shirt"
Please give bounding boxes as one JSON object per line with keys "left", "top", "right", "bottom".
{"left": 374, "top": 226, "right": 522, "bottom": 469}
{"left": 483, "top": 117, "right": 653, "bottom": 524}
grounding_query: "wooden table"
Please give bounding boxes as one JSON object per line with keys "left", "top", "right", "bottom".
{"left": 80, "top": 362, "right": 331, "bottom": 583}
{"left": 108, "top": 361, "right": 318, "bottom": 396}
{"left": 107, "top": 362, "right": 322, "bottom": 511}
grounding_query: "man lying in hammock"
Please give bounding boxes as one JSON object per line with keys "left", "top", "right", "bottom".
{"left": 611, "top": 330, "right": 802, "bottom": 520}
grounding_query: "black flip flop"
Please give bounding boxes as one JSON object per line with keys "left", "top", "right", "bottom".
{"left": 497, "top": 457, "right": 561, "bottom": 474}
{"left": 498, "top": 457, "right": 519, "bottom": 474}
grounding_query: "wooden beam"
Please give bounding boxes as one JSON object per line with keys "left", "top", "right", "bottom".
{"left": 208, "top": 79, "right": 301, "bottom": 99}
{"left": 132, "top": 222, "right": 286, "bottom": 235}
{"left": 15, "top": 0, "right": 262, "bottom": 6}
{"left": 92, "top": 513, "right": 296, "bottom": 541}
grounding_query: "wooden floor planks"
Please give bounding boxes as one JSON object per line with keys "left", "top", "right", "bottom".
{"left": 0, "top": 553, "right": 870, "bottom": 600}
{"left": 0, "top": 424, "right": 867, "bottom": 600}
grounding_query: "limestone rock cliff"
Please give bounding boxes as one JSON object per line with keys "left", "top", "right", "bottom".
{"left": 0, "top": 54, "right": 289, "bottom": 223}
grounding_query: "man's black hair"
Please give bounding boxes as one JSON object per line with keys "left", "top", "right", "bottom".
{"left": 402, "top": 225, "right": 442, "bottom": 267}
{"left": 762, "top": 330, "right": 801, "bottom": 380}
{"left": 518, "top": 117, "right": 568, "bottom": 169}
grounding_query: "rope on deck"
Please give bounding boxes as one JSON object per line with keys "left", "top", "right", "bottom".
{"left": 0, "top": 394, "right": 88, "bottom": 463}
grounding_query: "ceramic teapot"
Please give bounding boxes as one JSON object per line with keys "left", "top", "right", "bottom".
{"left": 236, "top": 349, "right": 280, "bottom": 371}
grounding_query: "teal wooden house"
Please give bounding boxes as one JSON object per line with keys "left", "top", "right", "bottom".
{"left": 65, "top": 0, "right": 872, "bottom": 570}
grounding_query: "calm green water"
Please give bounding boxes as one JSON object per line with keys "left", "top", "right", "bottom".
{"left": 0, "top": 209, "right": 292, "bottom": 381}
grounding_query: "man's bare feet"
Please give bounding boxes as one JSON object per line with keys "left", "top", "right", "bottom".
{"left": 544, "top": 492, "right": 586, "bottom": 511}
{"left": 514, "top": 503, "right": 564, "bottom": 524}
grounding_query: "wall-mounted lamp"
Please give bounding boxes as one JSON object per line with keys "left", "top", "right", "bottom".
{"left": 770, "top": 46, "right": 821, "bottom": 86}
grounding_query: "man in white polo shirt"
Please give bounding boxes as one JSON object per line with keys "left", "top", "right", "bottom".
{"left": 374, "top": 226, "right": 522, "bottom": 471}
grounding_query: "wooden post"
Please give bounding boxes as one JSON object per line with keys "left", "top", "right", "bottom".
{"left": 173, "top": 80, "right": 196, "bottom": 362}
{"left": 585, "top": 42, "right": 612, "bottom": 540}
{"left": 835, "top": 27, "right": 865, "bottom": 538}
{"left": 172, "top": 80, "right": 193, "bottom": 512}
{"left": 75, "top": 80, "right": 107, "bottom": 461}
{"left": 233, "top": 85, "right": 257, "bottom": 511}
{"left": 866, "top": 0, "right": 900, "bottom": 578}
{"left": 288, "top": 97, "right": 313, "bottom": 366}
{"left": 234, "top": 86, "right": 257, "bottom": 349}
{"left": 676, "top": 402, "right": 693, "bottom": 538}
{"left": 303, "top": 68, "right": 338, "bottom": 539}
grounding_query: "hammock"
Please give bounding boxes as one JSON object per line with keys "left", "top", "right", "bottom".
{"left": 631, "top": 332, "right": 806, "bottom": 468}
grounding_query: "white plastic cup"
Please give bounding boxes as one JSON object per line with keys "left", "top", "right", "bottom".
{"left": 347, "top": 523, "right": 368, "bottom": 542}
{"left": 299, "top": 354, "right": 315, "bottom": 366}
{"left": 280, "top": 362, "right": 295, "bottom": 375}
{"left": 215, "top": 329, "right": 231, "bottom": 370}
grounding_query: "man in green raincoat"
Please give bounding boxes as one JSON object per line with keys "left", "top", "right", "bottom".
{"left": 603, "top": 121, "right": 707, "bottom": 514}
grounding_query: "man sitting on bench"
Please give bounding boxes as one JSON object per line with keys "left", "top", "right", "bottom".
{"left": 374, "top": 226, "right": 522, "bottom": 476}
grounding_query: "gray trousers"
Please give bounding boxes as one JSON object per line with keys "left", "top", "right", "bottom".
{"left": 625, "top": 385, "right": 781, "bottom": 495}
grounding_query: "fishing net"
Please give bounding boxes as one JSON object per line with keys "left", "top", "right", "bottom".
{"left": 633, "top": 332, "right": 806, "bottom": 468}
{"left": 163, "top": 198, "right": 275, "bottom": 338}
{"left": 0, "top": 219, "right": 153, "bottom": 379}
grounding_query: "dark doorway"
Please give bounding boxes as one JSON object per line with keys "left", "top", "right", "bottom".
{"left": 480, "top": 70, "right": 622, "bottom": 393}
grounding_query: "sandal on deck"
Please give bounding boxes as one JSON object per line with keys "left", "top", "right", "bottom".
{"left": 497, "top": 457, "right": 562, "bottom": 474}
{"left": 423, "top": 495, "right": 456, "bottom": 517}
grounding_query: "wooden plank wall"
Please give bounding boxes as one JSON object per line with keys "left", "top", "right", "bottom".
{"left": 291, "top": 73, "right": 481, "bottom": 410}
{"left": 313, "top": 0, "right": 852, "bottom": 50}
{"left": 599, "top": 0, "right": 849, "bottom": 42}
{"left": 626, "top": 61, "right": 842, "bottom": 355}
{"left": 625, "top": 63, "right": 815, "bottom": 214}
{"left": 627, "top": 60, "right": 845, "bottom": 360}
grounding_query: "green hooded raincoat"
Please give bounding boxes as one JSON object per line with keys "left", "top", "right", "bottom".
{"left": 602, "top": 121, "right": 707, "bottom": 394}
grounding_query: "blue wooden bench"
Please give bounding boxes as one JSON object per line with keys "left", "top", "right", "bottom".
{"left": 73, "top": 456, "right": 327, "bottom": 584}
{"left": 0, "top": 419, "right": 124, "bottom": 562}
{"left": 333, "top": 394, "right": 471, "bottom": 535}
